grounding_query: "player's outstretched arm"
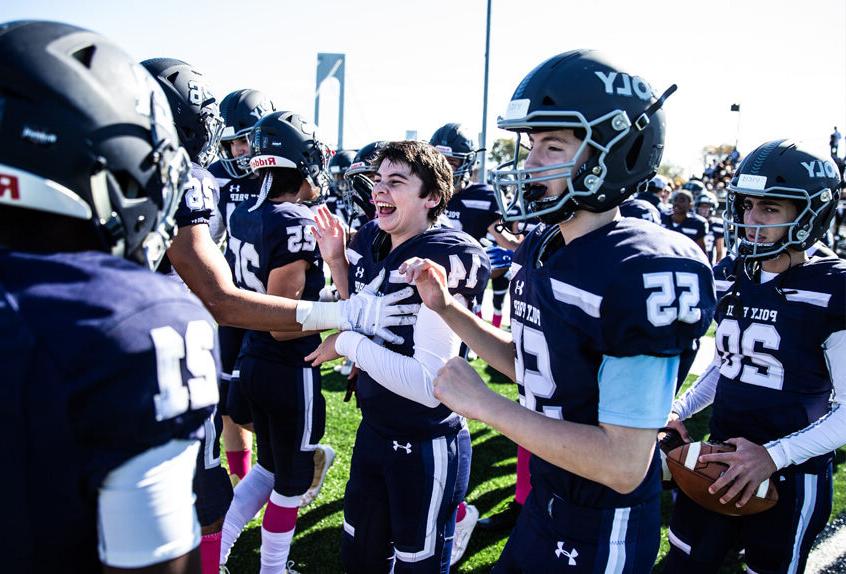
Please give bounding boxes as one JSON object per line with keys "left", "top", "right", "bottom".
{"left": 167, "top": 224, "right": 417, "bottom": 340}
{"left": 433, "top": 358, "right": 658, "bottom": 494}
{"left": 400, "top": 257, "right": 516, "bottom": 381}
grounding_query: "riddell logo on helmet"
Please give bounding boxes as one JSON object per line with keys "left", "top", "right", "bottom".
{"left": 251, "top": 156, "right": 277, "bottom": 168}
{"left": 0, "top": 174, "right": 20, "bottom": 201}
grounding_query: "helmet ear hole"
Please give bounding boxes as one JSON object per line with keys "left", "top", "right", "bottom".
{"left": 542, "top": 95, "right": 556, "bottom": 106}
{"left": 625, "top": 133, "right": 644, "bottom": 172}
{"left": 112, "top": 170, "right": 143, "bottom": 200}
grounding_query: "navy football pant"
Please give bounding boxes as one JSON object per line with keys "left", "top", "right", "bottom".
{"left": 665, "top": 465, "right": 832, "bottom": 574}
{"left": 218, "top": 325, "right": 251, "bottom": 424}
{"left": 193, "top": 404, "right": 234, "bottom": 526}
{"left": 342, "top": 422, "right": 471, "bottom": 574}
{"left": 493, "top": 486, "right": 661, "bottom": 573}
{"left": 239, "top": 356, "right": 325, "bottom": 497}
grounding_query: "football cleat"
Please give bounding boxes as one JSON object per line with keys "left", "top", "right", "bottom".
{"left": 301, "top": 444, "right": 336, "bottom": 506}
{"left": 450, "top": 503, "right": 479, "bottom": 565}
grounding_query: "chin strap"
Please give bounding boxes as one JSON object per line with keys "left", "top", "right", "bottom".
{"left": 634, "top": 84, "right": 678, "bottom": 131}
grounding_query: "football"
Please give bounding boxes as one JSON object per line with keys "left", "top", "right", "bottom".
{"left": 666, "top": 441, "right": 779, "bottom": 516}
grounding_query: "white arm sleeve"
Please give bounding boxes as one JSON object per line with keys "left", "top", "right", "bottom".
{"left": 671, "top": 355, "right": 720, "bottom": 421}
{"left": 766, "top": 330, "right": 846, "bottom": 470}
{"left": 98, "top": 439, "right": 200, "bottom": 567}
{"left": 334, "top": 301, "right": 463, "bottom": 408}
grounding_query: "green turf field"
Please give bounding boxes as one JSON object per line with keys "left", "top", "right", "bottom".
{"left": 224, "top": 358, "right": 846, "bottom": 573}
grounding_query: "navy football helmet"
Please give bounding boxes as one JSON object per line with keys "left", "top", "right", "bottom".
{"left": 248, "top": 111, "right": 330, "bottom": 209}
{"left": 683, "top": 179, "right": 706, "bottom": 195}
{"left": 329, "top": 149, "right": 356, "bottom": 195}
{"left": 218, "top": 89, "right": 276, "bottom": 178}
{"left": 724, "top": 139, "right": 840, "bottom": 260}
{"left": 492, "top": 50, "right": 676, "bottom": 224}
{"left": 429, "top": 123, "right": 477, "bottom": 187}
{"left": 141, "top": 58, "right": 223, "bottom": 168}
{"left": 343, "top": 141, "right": 386, "bottom": 220}
{"left": 695, "top": 190, "right": 719, "bottom": 215}
{"left": 0, "top": 20, "right": 191, "bottom": 270}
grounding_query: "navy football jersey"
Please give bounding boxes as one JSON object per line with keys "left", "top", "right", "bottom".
{"left": 703, "top": 216, "right": 724, "bottom": 264}
{"left": 441, "top": 183, "right": 501, "bottom": 241}
{"left": 710, "top": 255, "right": 846, "bottom": 473}
{"left": 228, "top": 198, "right": 324, "bottom": 365}
{"left": 208, "top": 160, "right": 263, "bottom": 234}
{"left": 347, "top": 221, "right": 491, "bottom": 438}
{"left": 509, "top": 218, "right": 715, "bottom": 508}
{"left": 1, "top": 249, "right": 219, "bottom": 571}
{"left": 619, "top": 196, "right": 662, "bottom": 225}
{"left": 158, "top": 163, "right": 222, "bottom": 276}
{"left": 662, "top": 211, "right": 709, "bottom": 243}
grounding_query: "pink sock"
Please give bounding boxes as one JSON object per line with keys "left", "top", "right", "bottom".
{"left": 475, "top": 309, "right": 483, "bottom": 319}
{"left": 455, "top": 501, "right": 467, "bottom": 522}
{"left": 200, "top": 531, "right": 222, "bottom": 574}
{"left": 263, "top": 496, "right": 299, "bottom": 533}
{"left": 492, "top": 312, "right": 503, "bottom": 328}
{"left": 515, "top": 445, "right": 532, "bottom": 505}
{"left": 226, "top": 450, "right": 252, "bottom": 480}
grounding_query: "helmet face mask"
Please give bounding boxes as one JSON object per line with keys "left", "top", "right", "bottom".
{"left": 0, "top": 21, "right": 193, "bottom": 270}
{"left": 491, "top": 50, "right": 673, "bottom": 225}
{"left": 723, "top": 139, "right": 840, "bottom": 261}
{"left": 342, "top": 141, "right": 386, "bottom": 220}
{"left": 328, "top": 149, "right": 356, "bottom": 200}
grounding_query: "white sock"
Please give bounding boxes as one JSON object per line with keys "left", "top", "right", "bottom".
{"left": 220, "top": 463, "right": 274, "bottom": 564}
{"left": 260, "top": 526, "right": 296, "bottom": 573}
{"left": 260, "top": 491, "right": 299, "bottom": 573}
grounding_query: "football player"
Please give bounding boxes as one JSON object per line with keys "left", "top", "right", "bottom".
{"left": 664, "top": 140, "right": 844, "bottom": 573}
{"left": 208, "top": 88, "right": 279, "bottom": 485}
{"left": 326, "top": 149, "right": 356, "bottom": 222}
{"left": 695, "top": 190, "right": 725, "bottom": 264}
{"left": 218, "top": 112, "right": 333, "bottom": 574}
{"left": 141, "top": 56, "right": 233, "bottom": 574}
{"left": 663, "top": 188, "right": 710, "bottom": 254}
{"left": 306, "top": 140, "right": 491, "bottom": 573}
{"left": 637, "top": 174, "right": 673, "bottom": 215}
{"left": 1, "top": 21, "right": 219, "bottom": 573}
{"left": 402, "top": 50, "right": 716, "bottom": 572}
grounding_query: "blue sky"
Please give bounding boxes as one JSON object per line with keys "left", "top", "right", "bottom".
{"left": 3, "top": 0, "right": 844, "bottom": 176}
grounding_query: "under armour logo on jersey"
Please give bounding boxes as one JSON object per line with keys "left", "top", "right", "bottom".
{"left": 555, "top": 542, "right": 578, "bottom": 566}
{"left": 230, "top": 184, "right": 240, "bottom": 193}
{"left": 594, "top": 71, "right": 653, "bottom": 101}
{"left": 355, "top": 266, "right": 365, "bottom": 279}
{"left": 800, "top": 160, "right": 838, "bottom": 179}
{"left": 513, "top": 280, "right": 525, "bottom": 296}
{"left": 392, "top": 441, "right": 412, "bottom": 454}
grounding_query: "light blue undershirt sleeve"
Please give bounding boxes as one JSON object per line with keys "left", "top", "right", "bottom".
{"left": 597, "top": 354, "right": 679, "bottom": 428}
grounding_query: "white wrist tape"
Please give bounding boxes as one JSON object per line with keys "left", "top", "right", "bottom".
{"left": 295, "top": 300, "right": 341, "bottom": 331}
